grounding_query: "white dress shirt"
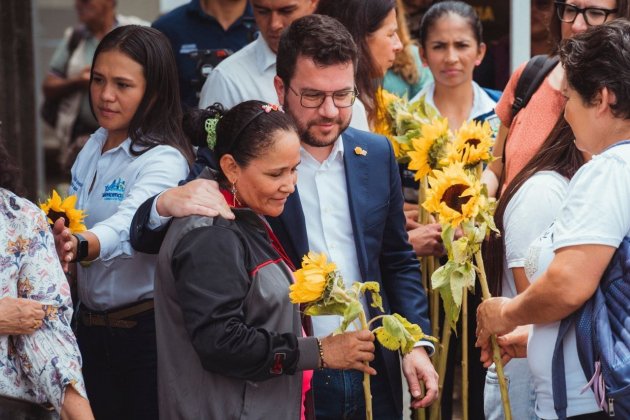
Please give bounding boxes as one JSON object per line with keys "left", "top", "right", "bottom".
{"left": 69, "top": 128, "right": 189, "bottom": 310}
{"left": 198, "top": 35, "right": 369, "bottom": 131}
{"left": 297, "top": 137, "right": 368, "bottom": 336}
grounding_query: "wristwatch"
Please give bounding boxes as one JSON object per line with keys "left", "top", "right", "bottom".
{"left": 72, "top": 233, "right": 89, "bottom": 262}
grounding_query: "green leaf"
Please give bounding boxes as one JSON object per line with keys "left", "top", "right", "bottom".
{"left": 355, "top": 281, "right": 384, "bottom": 313}
{"left": 339, "top": 301, "right": 364, "bottom": 332}
{"left": 450, "top": 269, "right": 464, "bottom": 311}
{"left": 452, "top": 237, "right": 470, "bottom": 264}
{"left": 431, "top": 263, "right": 451, "bottom": 290}
{"left": 441, "top": 223, "right": 456, "bottom": 254}
{"left": 304, "top": 301, "right": 348, "bottom": 317}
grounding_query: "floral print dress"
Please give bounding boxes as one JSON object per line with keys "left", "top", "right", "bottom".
{"left": 0, "top": 188, "right": 87, "bottom": 414}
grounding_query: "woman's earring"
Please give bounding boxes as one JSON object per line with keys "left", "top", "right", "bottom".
{"left": 231, "top": 181, "right": 241, "bottom": 207}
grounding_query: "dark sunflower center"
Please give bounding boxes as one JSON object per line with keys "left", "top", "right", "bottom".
{"left": 47, "top": 210, "right": 70, "bottom": 227}
{"left": 466, "top": 138, "right": 481, "bottom": 147}
{"left": 441, "top": 184, "right": 470, "bottom": 213}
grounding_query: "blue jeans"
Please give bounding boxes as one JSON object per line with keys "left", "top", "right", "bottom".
{"left": 312, "top": 369, "right": 401, "bottom": 420}
{"left": 484, "top": 359, "right": 538, "bottom": 420}
{"left": 77, "top": 308, "right": 158, "bottom": 420}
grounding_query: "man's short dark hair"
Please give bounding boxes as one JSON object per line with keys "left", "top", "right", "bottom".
{"left": 276, "top": 14, "right": 358, "bottom": 85}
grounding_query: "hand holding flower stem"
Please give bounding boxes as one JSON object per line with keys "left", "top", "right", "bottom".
{"left": 475, "top": 250, "right": 512, "bottom": 420}
{"left": 290, "top": 253, "right": 436, "bottom": 420}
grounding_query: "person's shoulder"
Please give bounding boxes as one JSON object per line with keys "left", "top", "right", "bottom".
{"left": 141, "top": 144, "right": 189, "bottom": 163}
{"left": 343, "top": 128, "right": 392, "bottom": 152}
{"left": 152, "top": 3, "right": 190, "bottom": 28}
{"left": 0, "top": 188, "right": 45, "bottom": 224}
{"left": 216, "top": 39, "right": 259, "bottom": 69}
{"left": 410, "top": 82, "right": 434, "bottom": 104}
{"left": 518, "top": 170, "right": 568, "bottom": 199}
{"left": 117, "top": 14, "right": 150, "bottom": 27}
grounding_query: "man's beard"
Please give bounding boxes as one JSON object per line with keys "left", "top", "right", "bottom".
{"left": 284, "top": 99, "right": 351, "bottom": 148}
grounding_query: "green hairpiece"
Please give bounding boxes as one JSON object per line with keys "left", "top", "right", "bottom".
{"left": 205, "top": 117, "right": 220, "bottom": 150}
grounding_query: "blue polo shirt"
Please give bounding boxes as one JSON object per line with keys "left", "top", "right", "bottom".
{"left": 153, "top": 0, "right": 257, "bottom": 107}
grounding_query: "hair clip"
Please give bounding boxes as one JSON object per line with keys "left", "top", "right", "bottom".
{"left": 262, "top": 103, "right": 283, "bottom": 113}
{"left": 205, "top": 116, "right": 220, "bottom": 150}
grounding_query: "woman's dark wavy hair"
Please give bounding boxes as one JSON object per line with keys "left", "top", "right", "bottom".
{"left": 316, "top": 0, "right": 396, "bottom": 121}
{"left": 560, "top": 18, "right": 630, "bottom": 120}
{"left": 0, "top": 131, "right": 23, "bottom": 194}
{"left": 89, "top": 25, "right": 194, "bottom": 163}
{"left": 484, "top": 117, "right": 585, "bottom": 296}
{"left": 419, "top": 1, "right": 484, "bottom": 47}
{"left": 199, "top": 101, "right": 297, "bottom": 182}
{"left": 549, "top": 0, "right": 630, "bottom": 54}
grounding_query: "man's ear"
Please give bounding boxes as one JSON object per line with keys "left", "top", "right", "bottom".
{"left": 274, "top": 75, "right": 286, "bottom": 106}
{"left": 219, "top": 154, "right": 240, "bottom": 185}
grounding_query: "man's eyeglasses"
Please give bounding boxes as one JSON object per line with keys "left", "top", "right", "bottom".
{"left": 287, "top": 85, "right": 358, "bottom": 109}
{"left": 555, "top": 1, "right": 617, "bottom": 26}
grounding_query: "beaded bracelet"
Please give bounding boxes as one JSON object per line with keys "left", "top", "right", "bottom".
{"left": 316, "top": 337, "right": 326, "bottom": 370}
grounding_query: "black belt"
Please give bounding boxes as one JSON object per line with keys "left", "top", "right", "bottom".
{"left": 0, "top": 395, "right": 55, "bottom": 419}
{"left": 80, "top": 299, "right": 154, "bottom": 329}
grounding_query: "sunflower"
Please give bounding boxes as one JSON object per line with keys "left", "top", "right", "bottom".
{"left": 443, "top": 120, "right": 494, "bottom": 167}
{"left": 407, "top": 117, "right": 451, "bottom": 180}
{"left": 289, "top": 252, "right": 337, "bottom": 304}
{"left": 422, "top": 162, "right": 483, "bottom": 227}
{"left": 39, "top": 190, "right": 86, "bottom": 233}
{"left": 374, "top": 88, "right": 403, "bottom": 158}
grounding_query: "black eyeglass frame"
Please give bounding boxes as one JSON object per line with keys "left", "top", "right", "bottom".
{"left": 554, "top": 1, "right": 618, "bottom": 26}
{"left": 287, "top": 85, "right": 359, "bottom": 109}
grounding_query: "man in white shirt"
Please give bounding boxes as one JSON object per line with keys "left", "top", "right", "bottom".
{"left": 130, "top": 14, "right": 438, "bottom": 419}
{"left": 198, "top": 0, "right": 370, "bottom": 130}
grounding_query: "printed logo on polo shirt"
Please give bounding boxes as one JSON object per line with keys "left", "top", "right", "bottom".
{"left": 179, "top": 44, "right": 197, "bottom": 55}
{"left": 102, "top": 178, "right": 126, "bottom": 201}
{"left": 70, "top": 176, "right": 83, "bottom": 194}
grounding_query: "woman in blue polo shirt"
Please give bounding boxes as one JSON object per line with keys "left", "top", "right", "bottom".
{"left": 56, "top": 25, "right": 193, "bottom": 419}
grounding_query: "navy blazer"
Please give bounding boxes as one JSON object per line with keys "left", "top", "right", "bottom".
{"left": 268, "top": 128, "right": 430, "bottom": 414}
{"left": 130, "top": 127, "right": 430, "bottom": 415}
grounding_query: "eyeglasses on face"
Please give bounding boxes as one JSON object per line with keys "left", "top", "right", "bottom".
{"left": 287, "top": 85, "right": 358, "bottom": 109}
{"left": 554, "top": 1, "right": 618, "bottom": 26}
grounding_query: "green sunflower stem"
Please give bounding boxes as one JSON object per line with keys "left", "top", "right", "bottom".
{"left": 462, "top": 286, "right": 469, "bottom": 420}
{"left": 430, "top": 310, "right": 452, "bottom": 420}
{"left": 366, "top": 315, "right": 387, "bottom": 330}
{"left": 359, "top": 311, "right": 373, "bottom": 420}
{"left": 413, "top": 383, "right": 427, "bottom": 420}
{"left": 474, "top": 251, "right": 512, "bottom": 420}
{"left": 429, "top": 257, "right": 440, "bottom": 344}
{"left": 420, "top": 177, "right": 430, "bottom": 225}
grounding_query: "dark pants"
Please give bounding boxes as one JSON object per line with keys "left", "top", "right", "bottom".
{"left": 312, "top": 365, "right": 401, "bottom": 420}
{"left": 77, "top": 309, "right": 158, "bottom": 420}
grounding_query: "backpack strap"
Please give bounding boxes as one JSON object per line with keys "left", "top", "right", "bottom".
{"left": 61, "top": 26, "right": 88, "bottom": 76}
{"left": 511, "top": 54, "right": 560, "bottom": 119}
{"left": 497, "top": 55, "right": 559, "bottom": 198}
{"left": 552, "top": 315, "right": 575, "bottom": 420}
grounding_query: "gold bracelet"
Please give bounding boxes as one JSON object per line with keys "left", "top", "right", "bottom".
{"left": 316, "top": 337, "right": 326, "bottom": 370}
